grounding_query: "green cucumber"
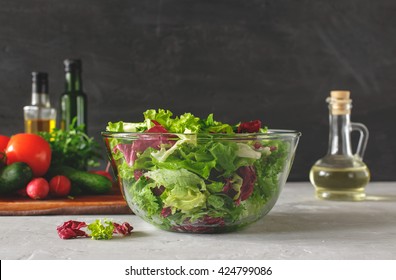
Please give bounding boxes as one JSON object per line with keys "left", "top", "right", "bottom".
{"left": 47, "top": 166, "right": 112, "bottom": 195}
{"left": 0, "top": 162, "right": 33, "bottom": 194}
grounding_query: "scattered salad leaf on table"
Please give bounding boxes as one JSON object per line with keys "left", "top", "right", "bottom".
{"left": 57, "top": 219, "right": 133, "bottom": 240}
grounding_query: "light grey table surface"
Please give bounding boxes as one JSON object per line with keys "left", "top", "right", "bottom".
{"left": 1, "top": 182, "right": 395, "bottom": 260}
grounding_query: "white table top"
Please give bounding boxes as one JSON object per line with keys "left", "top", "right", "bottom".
{"left": 1, "top": 182, "right": 395, "bottom": 260}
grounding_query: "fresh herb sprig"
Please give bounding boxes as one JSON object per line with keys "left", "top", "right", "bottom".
{"left": 39, "top": 118, "right": 102, "bottom": 171}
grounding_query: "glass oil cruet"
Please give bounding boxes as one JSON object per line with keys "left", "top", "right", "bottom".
{"left": 309, "top": 90, "right": 370, "bottom": 201}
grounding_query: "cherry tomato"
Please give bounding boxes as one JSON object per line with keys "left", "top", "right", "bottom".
{"left": 0, "top": 135, "right": 10, "bottom": 152}
{"left": 5, "top": 133, "right": 51, "bottom": 177}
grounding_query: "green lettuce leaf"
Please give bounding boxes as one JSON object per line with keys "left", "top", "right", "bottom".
{"left": 151, "top": 134, "right": 197, "bottom": 162}
{"left": 208, "top": 142, "right": 238, "bottom": 173}
{"left": 236, "top": 143, "right": 262, "bottom": 159}
{"left": 163, "top": 184, "right": 207, "bottom": 213}
{"left": 169, "top": 112, "right": 202, "bottom": 133}
{"left": 106, "top": 121, "right": 148, "bottom": 132}
{"left": 208, "top": 141, "right": 258, "bottom": 177}
{"left": 143, "top": 109, "right": 174, "bottom": 130}
{"left": 200, "top": 113, "right": 235, "bottom": 134}
{"left": 144, "top": 169, "right": 207, "bottom": 213}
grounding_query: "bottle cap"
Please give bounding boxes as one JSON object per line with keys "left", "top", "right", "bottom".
{"left": 32, "top": 72, "right": 48, "bottom": 94}
{"left": 64, "top": 59, "right": 82, "bottom": 72}
{"left": 327, "top": 90, "right": 352, "bottom": 115}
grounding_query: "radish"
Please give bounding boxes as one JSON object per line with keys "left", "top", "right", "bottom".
{"left": 26, "top": 178, "right": 49, "bottom": 200}
{"left": 49, "top": 175, "right": 71, "bottom": 197}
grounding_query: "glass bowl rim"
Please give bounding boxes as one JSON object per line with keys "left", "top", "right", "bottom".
{"left": 101, "top": 129, "right": 302, "bottom": 140}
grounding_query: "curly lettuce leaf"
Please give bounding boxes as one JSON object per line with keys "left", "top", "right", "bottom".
{"left": 253, "top": 140, "right": 289, "bottom": 199}
{"left": 170, "top": 113, "right": 202, "bottom": 133}
{"left": 142, "top": 109, "right": 201, "bottom": 133}
{"left": 143, "top": 109, "right": 174, "bottom": 128}
{"left": 108, "top": 109, "right": 235, "bottom": 134}
{"left": 87, "top": 219, "right": 115, "bottom": 240}
{"left": 128, "top": 176, "right": 161, "bottom": 217}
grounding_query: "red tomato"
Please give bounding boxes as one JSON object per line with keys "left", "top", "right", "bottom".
{"left": 0, "top": 135, "right": 10, "bottom": 151}
{"left": 5, "top": 133, "right": 51, "bottom": 177}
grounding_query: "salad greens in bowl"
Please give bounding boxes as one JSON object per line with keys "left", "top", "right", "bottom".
{"left": 102, "top": 109, "right": 301, "bottom": 233}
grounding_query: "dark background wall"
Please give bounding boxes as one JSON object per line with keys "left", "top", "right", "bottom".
{"left": 0, "top": 0, "right": 395, "bottom": 181}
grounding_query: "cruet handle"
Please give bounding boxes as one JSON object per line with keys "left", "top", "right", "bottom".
{"left": 350, "top": 122, "right": 369, "bottom": 160}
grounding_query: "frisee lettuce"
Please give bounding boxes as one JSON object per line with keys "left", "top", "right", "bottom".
{"left": 87, "top": 219, "right": 115, "bottom": 240}
{"left": 107, "top": 109, "right": 236, "bottom": 134}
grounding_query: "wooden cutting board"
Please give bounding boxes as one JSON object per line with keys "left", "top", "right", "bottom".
{"left": 0, "top": 188, "right": 132, "bottom": 215}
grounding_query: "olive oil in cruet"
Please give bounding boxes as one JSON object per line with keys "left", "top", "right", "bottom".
{"left": 309, "top": 90, "right": 370, "bottom": 201}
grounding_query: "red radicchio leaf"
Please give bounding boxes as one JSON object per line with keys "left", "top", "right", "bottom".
{"left": 172, "top": 215, "right": 225, "bottom": 233}
{"left": 237, "top": 120, "right": 262, "bottom": 133}
{"left": 146, "top": 121, "right": 168, "bottom": 133}
{"left": 113, "top": 222, "right": 133, "bottom": 236}
{"left": 253, "top": 142, "right": 277, "bottom": 152}
{"left": 253, "top": 142, "right": 263, "bottom": 149}
{"left": 161, "top": 207, "right": 172, "bottom": 218}
{"left": 152, "top": 185, "right": 165, "bottom": 196}
{"left": 56, "top": 220, "right": 88, "bottom": 239}
{"left": 222, "top": 178, "right": 239, "bottom": 200}
{"left": 222, "top": 166, "right": 257, "bottom": 203}
{"left": 114, "top": 143, "right": 136, "bottom": 166}
{"left": 237, "top": 166, "right": 257, "bottom": 201}
{"left": 134, "top": 170, "right": 144, "bottom": 180}
{"left": 115, "top": 122, "right": 174, "bottom": 166}
{"left": 202, "top": 216, "right": 225, "bottom": 226}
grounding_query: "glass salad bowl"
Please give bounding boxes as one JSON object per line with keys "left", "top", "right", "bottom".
{"left": 102, "top": 130, "right": 301, "bottom": 233}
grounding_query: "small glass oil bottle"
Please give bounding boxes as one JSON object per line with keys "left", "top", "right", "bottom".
{"left": 23, "top": 72, "right": 56, "bottom": 133}
{"left": 309, "top": 90, "right": 370, "bottom": 201}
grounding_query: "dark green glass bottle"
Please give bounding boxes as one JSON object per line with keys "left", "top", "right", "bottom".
{"left": 60, "top": 59, "right": 87, "bottom": 132}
